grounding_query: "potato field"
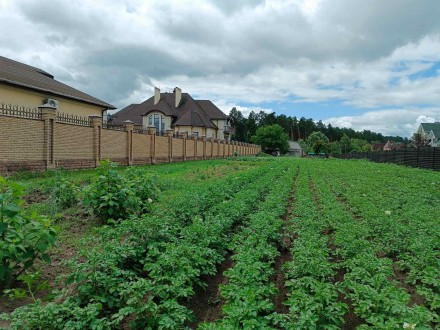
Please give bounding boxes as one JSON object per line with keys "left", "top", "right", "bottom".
{"left": 0, "top": 157, "right": 439, "bottom": 329}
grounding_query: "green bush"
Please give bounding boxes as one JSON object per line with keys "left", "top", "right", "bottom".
{"left": 83, "top": 161, "right": 158, "bottom": 223}
{"left": 0, "top": 177, "right": 57, "bottom": 286}
{"left": 51, "top": 174, "right": 80, "bottom": 209}
{"left": 83, "top": 161, "right": 139, "bottom": 223}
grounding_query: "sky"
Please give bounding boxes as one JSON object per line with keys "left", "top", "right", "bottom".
{"left": 1, "top": 0, "right": 440, "bottom": 137}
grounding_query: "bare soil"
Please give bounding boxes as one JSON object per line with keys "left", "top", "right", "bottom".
{"left": 184, "top": 251, "right": 233, "bottom": 329}
{"left": 0, "top": 207, "right": 97, "bottom": 315}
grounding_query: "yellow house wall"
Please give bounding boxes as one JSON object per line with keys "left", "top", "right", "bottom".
{"left": 0, "top": 84, "right": 104, "bottom": 117}
{"left": 212, "top": 119, "right": 227, "bottom": 140}
{"left": 142, "top": 112, "right": 172, "bottom": 132}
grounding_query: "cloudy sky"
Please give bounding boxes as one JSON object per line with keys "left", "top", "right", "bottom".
{"left": 1, "top": 0, "right": 440, "bottom": 137}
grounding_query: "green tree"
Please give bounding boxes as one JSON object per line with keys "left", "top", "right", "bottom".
{"left": 228, "top": 107, "right": 247, "bottom": 142}
{"left": 307, "top": 131, "right": 330, "bottom": 154}
{"left": 251, "top": 124, "right": 289, "bottom": 154}
{"left": 330, "top": 141, "right": 342, "bottom": 154}
{"left": 340, "top": 134, "right": 351, "bottom": 153}
{"left": 350, "top": 138, "right": 371, "bottom": 152}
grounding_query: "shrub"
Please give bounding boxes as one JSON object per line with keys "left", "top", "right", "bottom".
{"left": 51, "top": 172, "right": 80, "bottom": 209}
{"left": 0, "top": 177, "right": 57, "bottom": 287}
{"left": 83, "top": 161, "right": 140, "bottom": 223}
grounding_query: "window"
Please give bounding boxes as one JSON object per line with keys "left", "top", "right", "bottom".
{"left": 161, "top": 115, "right": 165, "bottom": 132}
{"left": 148, "top": 115, "right": 153, "bottom": 126}
{"left": 154, "top": 114, "right": 160, "bottom": 131}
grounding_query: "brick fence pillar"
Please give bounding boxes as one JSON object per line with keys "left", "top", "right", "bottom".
{"left": 182, "top": 132, "right": 188, "bottom": 161}
{"left": 124, "top": 120, "right": 134, "bottom": 165}
{"left": 148, "top": 126, "right": 156, "bottom": 164}
{"left": 210, "top": 138, "right": 214, "bottom": 159}
{"left": 39, "top": 105, "right": 57, "bottom": 170}
{"left": 89, "top": 115, "right": 102, "bottom": 167}
{"left": 202, "top": 136, "right": 207, "bottom": 160}
{"left": 167, "top": 130, "right": 174, "bottom": 163}
{"left": 193, "top": 136, "right": 198, "bottom": 160}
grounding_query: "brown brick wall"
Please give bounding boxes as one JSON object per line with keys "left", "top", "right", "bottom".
{"left": 55, "top": 123, "right": 94, "bottom": 160}
{"left": 155, "top": 136, "right": 168, "bottom": 158}
{"left": 132, "top": 132, "right": 151, "bottom": 162}
{"left": 197, "top": 141, "right": 204, "bottom": 157}
{"left": 206, "top": 141, "right": 212, "bottom": 157}
{"left": 1, "top": 113, "right": 260, "bottom": 173}
{"left": 186, "top": 139, "right": 195, "bottom": 158}
{"left": 101, "top": 129, "right": 127, "bottom": 160}
{"left": 173, "top": 139, "right": 184, "bottom": 158}
{"left": 0, "top": 117, "right": 44, "bottom": 161}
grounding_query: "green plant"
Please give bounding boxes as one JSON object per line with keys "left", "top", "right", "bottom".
{"left": 0, "top": 176, "right": 57, "bottom": 286}
{"left": 3, "top": 271, "right": 50, "bottom": 302}
{"left": 83, "top": 161, "right": 141, "bottom": 223}
{"left": 50, "top": 169, "right": 80, "bottom": 212}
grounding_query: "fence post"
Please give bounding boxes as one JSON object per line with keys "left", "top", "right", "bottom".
{"left": 182, "top": 132, "right": 187, "bottom": 161}
{"left": 210, "top": 138, "right": 214, "bottom": 159}
{"left": 123, "top": 120, "right": 134, "bottom": 166}
{"left": 89, "top": 115, "right": 102, "bottom": 167}
{"left": 193, "top": 136, "right": 197, "bottom": 160}
{"left": 202, "top": 136, "right": 207, "bottom": 160}
{"left": 167, "top": 130, "right": 174, "bottom": 163}
{"left": 39, "top": 104, "right": 57, "bottom": 170}
{"left": 148, "top": 126, "right": 156, "bottom": 164}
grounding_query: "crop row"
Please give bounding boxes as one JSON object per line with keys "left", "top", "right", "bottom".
{"left": 309, "top": 161, "right": 436, "bottom": 328}
{"left": 201, "top": 165, "right": 298, "bottom": 329}
{"left": 3, "top": 160, "right": 287, "bottom": 329}
{"left": 323, "top": 161, "right": 439, "bottom": 319}
{"left": 276, "top": 169, "right": 347, "bottom": 329}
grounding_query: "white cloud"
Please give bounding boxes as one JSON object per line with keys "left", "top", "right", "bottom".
{"left": 1, "top": 0, "right": 440, "bottom": 137}
{"left": 324, "top": 108, "right": 440, "bottom": 137}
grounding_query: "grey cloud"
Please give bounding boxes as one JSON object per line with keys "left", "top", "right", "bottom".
{"left": 206, "top": 0, "right": 265, "bottom": 14}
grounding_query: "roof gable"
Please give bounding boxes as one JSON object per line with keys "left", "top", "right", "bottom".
{"left": 420, "top": 123, "right": 440, "bottom": 138}
{"left": 0, "top": 56, "right": 115, "bottom": 109}
{"left": 114, "top": 91, "right": 225, "bottom": 129}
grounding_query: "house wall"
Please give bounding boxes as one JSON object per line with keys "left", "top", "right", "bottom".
{"left": 0, "top": 104, "right": 261, "bottom": 173}
{"left": 212, "top": 119, "right": 227, "bottom": 140}
{"left": 174, "top": 125, "right": 206, "bottom": 137}
{"left": 142, "top": 112, "right": 172, "bottom": 132}
{"left": 0, "top": 84, "right": 104, "bottom": 117}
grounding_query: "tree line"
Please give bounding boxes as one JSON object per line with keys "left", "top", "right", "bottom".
{"left": 228, "top": 108, "right": 409, "bottom": 145}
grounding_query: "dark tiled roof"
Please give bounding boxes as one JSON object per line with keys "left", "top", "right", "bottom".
{"left": 421, "top": 123, "right": 440, "bottom": 138}
{"left": 0, "top": 56, "right": 115, "bottom": 109}
{"left": 114, "top": 91, "right": 224, "bottom": 129}
{"left": 196, "top": 100, "right": 227, "bottom": 120}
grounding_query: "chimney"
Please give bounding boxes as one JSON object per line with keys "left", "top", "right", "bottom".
{"left": 154, "top": 87, "right": 160, "bottom": 105}
{"left": 174, "top": 87, "right": 182, "bottom": 108}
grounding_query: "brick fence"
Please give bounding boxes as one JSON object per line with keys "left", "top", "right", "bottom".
{"left": 0, "top": 104, "right": 261, "bottom": 173}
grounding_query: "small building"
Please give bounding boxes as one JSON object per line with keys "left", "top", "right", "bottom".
{"left": 288, "top": 141, "right": 303, "bottom": 156}
{"left": 114, "top": 87, "right": 230, "bottom": 140}
{"left": 417, "top": 122, "right": 440, "bottom": 147}
{"left": 0, "top": 56, "right": 115, "bottom": 117}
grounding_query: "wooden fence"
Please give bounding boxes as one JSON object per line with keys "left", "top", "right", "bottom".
{"left": 334, "top": 148, "right": 440, "bottom": 171}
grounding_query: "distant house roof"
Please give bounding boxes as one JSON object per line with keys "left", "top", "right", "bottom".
{"left": 371, "top": 143, "right": 385, "bottom": 152}
{"left": 420, "top": 122, "right": 440, "bottom": 138}
{"left": 114, "top": 90, "right": 226, "bottom": 129}
{"left": 0, "top": 56, "right": 115, "bottom": 109}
